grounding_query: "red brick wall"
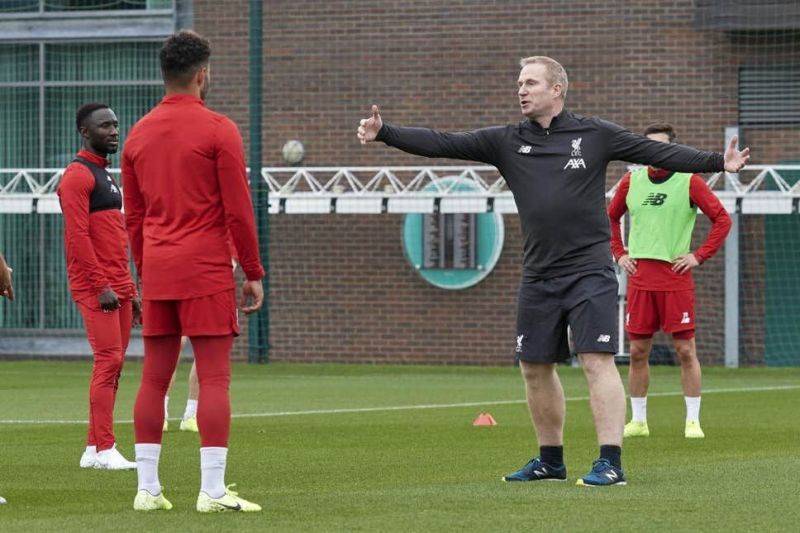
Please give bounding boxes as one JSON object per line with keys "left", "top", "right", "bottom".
{"left": 194, "top": 0, "right": 796, "bottom": 365}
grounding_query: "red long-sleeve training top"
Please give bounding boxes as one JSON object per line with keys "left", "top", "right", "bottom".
{"left": 57, "top": 149, "right": 136, "bottom": 303}
{"left": 607, "top": 168, "right": 732, "bottom": 291}
{"left": 122, "top": 94, "right": 264, "bottom": 300}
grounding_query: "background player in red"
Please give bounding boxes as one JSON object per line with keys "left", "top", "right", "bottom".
{"left": 608, "top": 123, "right": 732, "bottom": 439}
{"left": 123, "top": 30, "right": 265, "bottom": 513}
{"left": 57, "top": 103, "right": 140, "bottom": 470}
{"left": 1, "top": 251, "right": 13, "bottom": 504}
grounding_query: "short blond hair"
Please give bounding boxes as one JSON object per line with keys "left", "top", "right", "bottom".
{"left": 519, "top": 56, "right": 568, "bottom": 99}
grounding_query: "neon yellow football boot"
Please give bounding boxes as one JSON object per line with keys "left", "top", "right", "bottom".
{"left": 623, "top": 420, "right": 650, "bottom": 438}
{"left": 196, "top": 485, "right": 261, "bottom": 513}
{"left": 685, "top": 420, "right": 705, "bottom": 439}
{"left": 133, "top": 489, "right": 173, "bottom": 511}
{"left": 180, "top": 416, "right": 199, "bottom": 433}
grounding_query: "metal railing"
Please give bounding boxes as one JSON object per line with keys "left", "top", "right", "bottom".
{"left": 1, "top": 165, "right": 799, "bottom": 214}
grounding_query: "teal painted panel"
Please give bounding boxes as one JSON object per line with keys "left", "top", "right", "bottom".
{"left": 402, "top": 177, "right": 504, "bottom": 290}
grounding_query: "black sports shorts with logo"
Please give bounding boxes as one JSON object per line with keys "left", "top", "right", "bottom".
{"left": 515, "top": 268, "right": 618, "bottom": 363}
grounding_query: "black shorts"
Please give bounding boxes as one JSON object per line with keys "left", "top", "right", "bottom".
{"left": 515, "top": 268, "right": 618, "bottom": 363}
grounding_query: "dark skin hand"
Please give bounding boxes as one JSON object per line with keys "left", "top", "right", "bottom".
{"left": 132, "top": 296, "right": 142, "bottom": 325}
{"left": 98, "top": 287, "right": 121, "bottom": 312}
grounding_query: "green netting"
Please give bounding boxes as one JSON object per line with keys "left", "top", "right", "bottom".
{"left": 0, "top": 88, "right": 38, "bottom": 169}
{"left": 760, "top": 165, "right": 800, "bottom": 367}
{"left": 45, "top": 85, "right": 162, "bottom": 168}
{"left": 0, "top": 39, "right": 161, "bottom": 331}
{"left": 0, "top": 43, "right": 38, "bottom": 83}
{"left": 45, "top": 42, "right": 161, "bottom": 82}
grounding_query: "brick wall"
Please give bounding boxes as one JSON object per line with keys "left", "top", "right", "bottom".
{"left": 194, "top": 0, "right": 797, "bottom": 365}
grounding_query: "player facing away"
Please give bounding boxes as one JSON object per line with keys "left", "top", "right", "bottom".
{"left": 123, "top": 30, "right": 265, "bottom": 512}
{"left": 358, "top": 56, "right": 749, "bottom": 486}
{"left": 608, "top": 124, "right": 732, "bottom": 439}
{"left": 1, "top": 251, "right": 14, "bottom": 504}
{"left": 57, "top": 103, "right": 140, "bottom": 470}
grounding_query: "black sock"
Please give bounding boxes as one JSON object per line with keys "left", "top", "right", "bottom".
{"left": 599, "top": 445, "right": 622, "bottom": 469}
{"left": 539, "top": 446, "right": 564, "bottom": 467}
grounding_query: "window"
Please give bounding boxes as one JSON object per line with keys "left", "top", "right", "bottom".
{"left": 0, "top": 0, "right": 172, "bottom": 13}
{"left": 739, "top": 66, "right": 800, "bottom": 126}
{"left": 422, "top": 213, "right": 477, "bottom": 269}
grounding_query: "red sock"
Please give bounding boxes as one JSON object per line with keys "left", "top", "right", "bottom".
{"left": 191, "top": 335, "right": 233, "bottom": 447}
{"left": 134, "top": 335, "right": 181, "bottom": 444}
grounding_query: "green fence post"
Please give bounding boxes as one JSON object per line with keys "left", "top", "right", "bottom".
{"left": 248, "top": 0, "right": 268, "bottom": 363}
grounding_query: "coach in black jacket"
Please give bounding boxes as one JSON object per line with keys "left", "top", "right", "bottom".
{"left": 357, "top": 55, "right": 749, "bottom": 486}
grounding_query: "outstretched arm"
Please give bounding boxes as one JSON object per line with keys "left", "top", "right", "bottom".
{"left": 357, "top": 104, "right": 500, "bottom": 165}
{"left": 607, "top": 123, "right": 749, "bottom": 174}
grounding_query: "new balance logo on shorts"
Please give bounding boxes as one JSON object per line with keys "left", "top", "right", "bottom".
{"left": 516, "top": 334, "right": 524, "bottom": 353}
{"left": 518, "top": 145, "right": 532, "bottom": 154}
{"left": 642, "top": 192, "right": 667, "bottom": 206}
{"left": 597, "top": 334, "right": 611, "bottom": 343}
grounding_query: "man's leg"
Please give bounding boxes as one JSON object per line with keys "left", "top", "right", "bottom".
{"left": 580, "top": 352, "right": 626, "bottom": 447}
{"left": 503, "top": 274, "right": 571, "bottom": 483}
{"left": 163, "top": 336, "right": 188, "bottom": 431}
{"left": 576, "top": 352, "right": 627, "bottom": 486}
{"left": 625, "top": 336, "right": 653, "bottom": 437}
{"left": 628, "top": 337, "right": 653, "bottom": 398}
{"left": 673, "top": 334, "right": 704, "bottom": 438}
{"left": 191, "top": 335, "right": 233, "bottom": 499}
{"left": 502, "top": 360, "right": 567, "bottom": 482}
{"left": 77, "top": 300, "right": 134, "bottom": 468}
{"left": 520, "top": 361, "right": 565, "bottom": 446}
{"left": 180, "top": 361, "right": 200, "bottom": 432}
{"left": 674, "top": 336, "right": 701, "bottom": 397}
{"left": 134, "top": 334, "right": 182, "bottom": 500}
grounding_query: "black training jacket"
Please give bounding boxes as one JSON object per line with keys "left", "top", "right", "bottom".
{"left": 376, "top": 109, "right": 724, "bottom": 280}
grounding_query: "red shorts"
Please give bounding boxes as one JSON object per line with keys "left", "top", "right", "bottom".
{"left": 625, "top": 287, "right": 695, "bottom": 338}
{"left": 142, "top": 289, "right": 239, "bottom": 337}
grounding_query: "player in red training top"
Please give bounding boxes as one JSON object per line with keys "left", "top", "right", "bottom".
{"left": 123, "top": 30, "right": 265, "bottom": 513}
{"left": 608, "top": 123, "right": 732, "bottom": 439}
{"left": 57, "top": 103, "right": 140, "bottom": 470}
{"left": 1, "top": 251, "right": 13, "bottom": 504}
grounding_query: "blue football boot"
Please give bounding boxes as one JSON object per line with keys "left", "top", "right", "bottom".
{"left": 576, "top": 458, "right": 626, "bottom": 486}
{"left": 503, "top": 457, "right": 567, "bottom": 482}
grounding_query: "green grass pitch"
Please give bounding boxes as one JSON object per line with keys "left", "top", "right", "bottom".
{"left": 0, "top": 361, "right": 798, "bottom": 532}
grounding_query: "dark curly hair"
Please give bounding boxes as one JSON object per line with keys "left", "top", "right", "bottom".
{"left": 75, "top": 102, "right": 110, "bottom": 132}
{"left": 160, "top": 30, "right": 211, "bottom": 85}
{"left": 643, "top": 123, "right": 677, "bottom": 142}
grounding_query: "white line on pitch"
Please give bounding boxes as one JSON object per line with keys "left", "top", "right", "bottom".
{"left": 0, "top": 384, "right": 797, "bottom": 425}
